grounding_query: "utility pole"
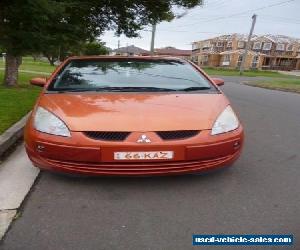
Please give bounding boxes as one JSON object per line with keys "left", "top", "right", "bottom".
{"left": 150, "top": 24, "right": 156, "bottom": 56}
{"left": 239, "top": 14, "right": 257, "bottom": 75}
{"left": 117, "top": 40, "right": 120, "bottom": 49}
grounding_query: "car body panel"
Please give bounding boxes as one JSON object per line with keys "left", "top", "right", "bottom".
{"left": 39, "top": 93, "right": 229, "bottom": 131}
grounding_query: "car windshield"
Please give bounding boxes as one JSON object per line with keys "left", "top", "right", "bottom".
{"left": 47, "top": 59, "right": 215, "bottom": 92}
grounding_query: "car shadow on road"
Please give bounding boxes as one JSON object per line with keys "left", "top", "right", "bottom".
{"left": 44, "top": 164, "right": 236, "bottom": 188}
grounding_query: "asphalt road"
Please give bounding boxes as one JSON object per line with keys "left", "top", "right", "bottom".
{"left": 1, "top": 77, "right": 300, "bottom": 250}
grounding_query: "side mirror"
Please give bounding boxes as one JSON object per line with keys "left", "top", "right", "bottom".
{"left": 30, "top": 77, "right": 47, "bottom": 87}
{"left": 211, "top": 78, "right": 225, "bottom": 86}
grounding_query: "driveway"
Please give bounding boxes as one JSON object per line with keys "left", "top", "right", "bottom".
{"left": 1, "top": 78, "right": 300, "bottom": 250}
{"left": 278, "top": 70, "right": 300, "bottom": 77}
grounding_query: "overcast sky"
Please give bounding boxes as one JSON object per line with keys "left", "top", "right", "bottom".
{"left": 101, "top": 0, "right": 300, "bottom": 50}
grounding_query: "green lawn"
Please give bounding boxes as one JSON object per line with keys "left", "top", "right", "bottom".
{"left": 0, "top": 58, "right": 53, "bottom": 134}
{"left": 203, "top": 67, "right": 300, "bottom": 78}
{"left": 244, "top": 78, "right": 300, "bottom": 94}
{"left": 0, "top": 57, "right": 56, "bottom": 74}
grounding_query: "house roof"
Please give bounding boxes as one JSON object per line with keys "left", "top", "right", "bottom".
{"left": 194, "top": 33, "right": 300, "bottom": 44}
{"left": 251, "top": 35, "right": 299, "bottom": 44}
{"left": 215, "top": 33, "right": 250, "bottom": 41}
{"left": 194, "top": 33, "right": 258, "bottom": 43}
{"left": 112, "top": 45, "right": 150, "bottom": 54}
{"left": 154, "top": 47, "right": 192, "bottom": 56}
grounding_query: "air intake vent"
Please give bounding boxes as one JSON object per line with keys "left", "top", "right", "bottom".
{"left": 156, "top": 130, "right": 200, "bottom": 140}
{"left": 84, "top": 131, "right": 130, "bottom": 141}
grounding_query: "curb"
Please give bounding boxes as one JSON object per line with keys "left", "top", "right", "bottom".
{"left": 0, "top": 143, "right": 40, "bottom": 240}
{"left": 0, "top": 113, "right": 30, "bottom": 157}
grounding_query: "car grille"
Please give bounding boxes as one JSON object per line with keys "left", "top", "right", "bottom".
{"left": 156, "top": 130, "right": 200, "bottom": 140}
{"left": 45, "top": 154, "right": 235, "bottom": 176}
{"left": 83, "top": 131, "right": 130, "bottom": 141}
{"left": 83, "top": 130, "right": 200, "bottom": 141}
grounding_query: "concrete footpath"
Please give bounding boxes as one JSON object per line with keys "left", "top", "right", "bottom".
{"left": 0, "top": 68, "right": 51, "bottom": 75}
{"left": 0, "top": 144, "right": 39, "bottom": 239}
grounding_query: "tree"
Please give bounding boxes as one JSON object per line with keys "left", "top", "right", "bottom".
{"left": 0, "top": 0, "right": 66, "bottom": 86}
{"left": 41, "top": 40, "right": 109, "bottom": 65}
{"left": 83, "top": 41, "right": 109, "bottom": 56}
{"left": 0, "top": 0, "right": 202, "bottom": 87}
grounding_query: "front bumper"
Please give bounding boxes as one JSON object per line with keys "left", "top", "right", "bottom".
{"left": 26, "top": 146, "right": 241, "bottom": 176}
{"left": 25, "top": 124, "right": 244, "bottom": 176}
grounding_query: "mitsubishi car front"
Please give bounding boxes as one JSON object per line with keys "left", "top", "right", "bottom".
{"left": 24, "top": 56, "right": 244, "bottom": 176}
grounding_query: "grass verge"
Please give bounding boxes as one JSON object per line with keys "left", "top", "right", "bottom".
{"left": 244, "top": 78, "right": 300, "bottom": 94}
{"left": 0, "top": 71, "right": 44, "bottom": 134}
{"left": 0, "top": 57, "right": 55, "bottom": 134}
{"left": 0, "top": 57, "right": 56, "bottom": 73}
{"left": 203, "top": 67, "right": 300, "bottom": 78}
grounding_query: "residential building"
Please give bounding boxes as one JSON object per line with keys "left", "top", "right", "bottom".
{"left": 192, "top": 33, "right": 300, "bottom": 71}
{"left": 252, "top": 35, "right": 300, "bottom": 71}
{"left": 109, "top": 45, "right": 192, "bottom": 60}
{"left": 154, "top": 47, "right": 192, "bottom": 60}
{"left": 110, "top": 45, "right": 150, "bottom": 56}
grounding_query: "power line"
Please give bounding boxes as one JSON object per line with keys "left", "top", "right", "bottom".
{"left": 179, "top": 0, "right": 235, "bottom": 20}
{"left": 259, "top": 16, "right": 300, "bottom": 25}
{"left": 263, "top": 15, "right": 300, "bottom": 22}
{"left": 171, "top": 0, "right": 297, "bottom": 28}
{"left": 259, "top": 18, "right": 300, "bottom": 25}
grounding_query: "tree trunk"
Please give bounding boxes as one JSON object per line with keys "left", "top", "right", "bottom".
{"left": 3, "top": 53, "right": 22, "bottom": 87}
{"left": 45, "top": 54, "right": 55, "bottom": 66}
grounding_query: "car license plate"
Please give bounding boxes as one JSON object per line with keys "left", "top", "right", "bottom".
{"left": 114, "top": 151, "right": 174, "bottom": 160}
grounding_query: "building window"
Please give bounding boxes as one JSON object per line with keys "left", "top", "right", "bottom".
{"left": 203, "top": 41, "right": 210, "bottom": 48}
{"left": 191, "top": 56, "right": 198, "bottom": 62}
{"left": 222, "top": 54, "right": 230, "bottom": 66}
{"left": 227, "top": 41, "right": 232, "bottom": 48}
{"left": 276, "top": 43, "right": 285, "bottom": 51}
{"left": 286, "top": 44, "right": 293, "bottom": 51}
{"left": 252, "top": 55, "right": 259, "bottom": 68}
{"left": 202, "top": 55, "right": 208, "bottom": 62}
{"left": 224, "top": 55, "right": 230, "bottom": 61}
{"left": 280, "top": 60, "right": 292, "bottom": 66}
{"left": 216, "top": 41, "right": 223, "bottom": 47}
{"left": 238, "top": 41, "right": 245, "bottom": 49}
{"left": 262, "top": 42, "right": 272, "bottom": 50}
{"left": 253, "top": 42, "right": 262, "bottom": 50}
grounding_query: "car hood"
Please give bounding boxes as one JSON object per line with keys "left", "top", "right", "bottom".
{"left": 38, "top": 93, "right": 229, "bottom": 131}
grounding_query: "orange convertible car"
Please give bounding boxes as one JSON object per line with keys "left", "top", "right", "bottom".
{"left": 25, "top": 56, "right": 244, "bottom": 176}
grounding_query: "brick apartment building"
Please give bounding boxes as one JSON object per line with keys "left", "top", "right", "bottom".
{"left": 192, "top": 34, "right": 300, "bottom": 71}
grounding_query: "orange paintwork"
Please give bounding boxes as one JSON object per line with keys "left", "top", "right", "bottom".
{"left": 25, "top": 56, "right": 244, "bottom": 176}
{"left": 39, "top": 93, "right": 229, "bottom": 131}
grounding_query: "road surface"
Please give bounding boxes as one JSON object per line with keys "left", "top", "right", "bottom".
{"left": 1, "top": 77, "right": 300, "bottom": 250}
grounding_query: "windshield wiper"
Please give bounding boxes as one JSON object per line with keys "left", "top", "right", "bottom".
{"left": 55, "top": 88, "right": 97, "bottom": 93}
{"left": 178, "top": 86, "right": 211, "bottom": 92}
{"left": 51, "top": 86, "right": 212, "bottom": 93}
{"left": 106, "top": 87, "right": 177, "bottom": 92}
{"left": 52, "top": 86, "right": 178, "bottom": 93}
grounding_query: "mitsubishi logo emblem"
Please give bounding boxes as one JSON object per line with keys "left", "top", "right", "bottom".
{"left": 137, "top": 134, "right": 151, "bottom": 143}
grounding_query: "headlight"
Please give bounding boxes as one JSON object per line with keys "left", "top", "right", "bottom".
{"left": 34, "top": 107, "right": 71, "bottom": 137}
{"left": 211, "top": 106, "right": 239, "bottom": 135}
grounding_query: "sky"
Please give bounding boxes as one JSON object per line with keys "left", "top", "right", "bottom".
{"left": 100, "top": 0, "right": 300, "bottom": 50}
